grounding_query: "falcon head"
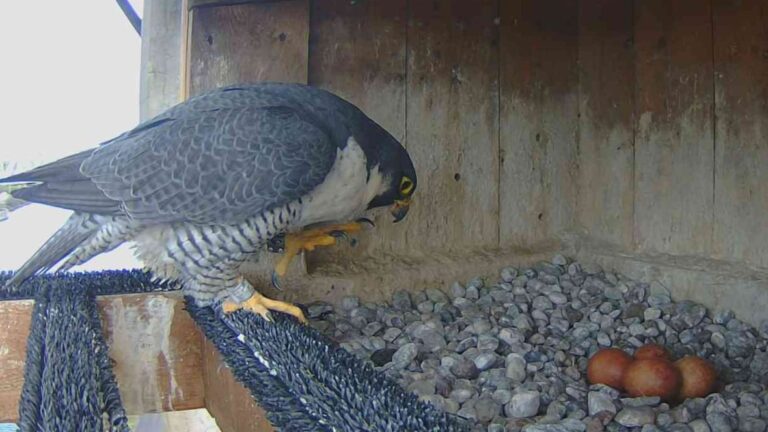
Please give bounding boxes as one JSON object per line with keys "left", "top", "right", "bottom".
{"left": 358, "top": 125, "right": 417, "bottom": 223}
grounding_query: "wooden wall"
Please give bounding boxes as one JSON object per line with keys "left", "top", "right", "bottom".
{"left": 177, "top": 0, "right": 767, "bottom": 270}
{"left": 576, "top": 0, "right": 767, "bottom": 269}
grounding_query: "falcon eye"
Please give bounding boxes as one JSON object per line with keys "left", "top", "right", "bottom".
{"left": 399, "top": 177, "right": 414, "bottom": 196}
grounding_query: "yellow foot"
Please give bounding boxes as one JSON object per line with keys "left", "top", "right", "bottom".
{"left": 271, "top": 219, "right": 374, "bottom": 289}
{"left": 223, "top": 292, "right": 308, "bottom": 324}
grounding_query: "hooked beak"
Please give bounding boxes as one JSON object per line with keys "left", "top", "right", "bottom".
{"left": 391, "top": 199, "right": 411, "bottom": 223}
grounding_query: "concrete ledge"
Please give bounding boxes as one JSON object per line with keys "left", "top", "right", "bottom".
{"left": 566, "top": 234, "right": 768, "bottom": 328}
{"left": 242, "top": 241, "right": 563, "bottom": 307}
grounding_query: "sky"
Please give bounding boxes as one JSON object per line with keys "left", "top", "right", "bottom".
{"left": 0, "top": 1, "right": 145, "bottom": 272}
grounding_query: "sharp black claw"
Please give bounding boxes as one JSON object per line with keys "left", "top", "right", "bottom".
{"left": 271, "top": 271, "right": 283, "bottom": 290}
{"left": 356, "top": 217, "right": 375, "bottom": 228}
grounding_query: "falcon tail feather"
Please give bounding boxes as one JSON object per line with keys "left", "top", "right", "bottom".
{"left": 0, "top": 191, "right": 30, "bottom": 221}
{"left": 4, "top": 213, "right": 97, "bottom": 288}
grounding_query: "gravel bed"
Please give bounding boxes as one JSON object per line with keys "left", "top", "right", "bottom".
{"left": 306, "top": 255, "right": 768, "bottom": 432}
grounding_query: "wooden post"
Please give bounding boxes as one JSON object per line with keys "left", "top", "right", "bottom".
{"left": 0, "top": 293, "right": 205, "bottom": 422}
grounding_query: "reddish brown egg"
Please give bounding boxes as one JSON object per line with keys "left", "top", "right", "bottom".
{"left": 623, "top": 358, "right": 682, "bottom": 401}
{"left": 675, "top": 356, "right": 717, "bottom": 400}
{"left": 634, "top": 343, "right": 671, "bottom": 361}
{"left": 587, "top": 348, "right": 634, "bottom": 390}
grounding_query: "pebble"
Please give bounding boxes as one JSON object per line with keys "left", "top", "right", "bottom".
{"left": 475, "top": 398, "right": 501, "bottom": 423}
{"left": 705, "top": 413, "right": 733, "bottom": 432}
{"left": 505, "top": 353, "right": 527, "bottom": 382}
{"left": 450, "top": 282, "right": 466, "bottom": 298}
{"left": 451, "top": 357, "right": 480, "bottom": 379}
{"left": 621, "top": 397, "right": 660, "bottom": 407}
{"left": 307, "top": 301, "right": 333, "bottom": 319}
{"left": 450, "top": 388, "right": 475, "bottom": 404}
{"left": 588, "top": 392, "right": 617, "bottom": 417}
{"left": 474, "top": 352, "right": 499, "bottom": 371}
{"left": 507, "top": 391, "right": 540, "bottom": 418}
{"left": 391, "top": 343, "right": 418, "bottom": 368}
{"left": 362, "top": 321, "right": 383, "bottom": 336}
{"left": 688, "top": 419, "right": 711, "bottom": 432}
{"left": 340, "top": 296, "right": 360, "bottom": 311}
{"left": 739, "top": 417, "right": 767, "bottom": 432}
{"left": 370, "top": 348, "right": 395, "bottom": 367}
{"left": 614, "top": 407, "right": 656, "bottom": 427}
{"left": 426, "top": 288, "right": 449, "bottom": 303}
{"left": 477, "top": 335, "right": 500, "bottom": 351}
{"left": 501, "top": 267, "right": 518, "bottom": 283}
{"left": 391, "top": 290, "right": 412, "bottom": 311}
{"left": 466, "top": 285, "right": 480, "bottom": 300}
{"left": 310, "top": 258, "right": 768, "bottom": 431}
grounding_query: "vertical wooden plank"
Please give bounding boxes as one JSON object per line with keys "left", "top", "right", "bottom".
{"left": 577, "top": 0, "right": 635, "bottom": 248}
{"left": 633, "top": 0, "right": 714, "bottom": 256}
{"left": 500, "top": 0, "right": 579, "bottom": 246}
{"left": 0, "top": 300, "right": 32, "bottom": 422}
{"left": 187, "top": 0, "right": 309, "bottom": 96}
{"left": 0, "top": 295, "right": 205, "bottom": 422}
{"left": 99, "top": 294, "right": 205, "bottom": 414}
{"left": 712, "top": 0, "right": 768, "bottom": 268}
{"left": 406, "top": 0, "right": 500, "bottom": 252}
{"left": 202, "top": 338, "right": 273, "bottom": 432}
{"left": 140, "top": 0, "right": 185, "bottom": 120}
{"left": 306, "top": 0, "right": 408, "bottom": 263}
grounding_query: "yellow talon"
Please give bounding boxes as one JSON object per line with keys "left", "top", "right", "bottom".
{"left": 223, "top": 292, "right": 308, "bottom": 324}
{"left": 272, "top": 222, "right": 367, "bottom": 285}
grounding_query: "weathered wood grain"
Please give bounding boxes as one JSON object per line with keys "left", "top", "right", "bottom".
{"left": 0, "top": 300, "right": 33, "bottom": 422}
{"left": 202, "top": 338, "right": 273, "bottom": 432}
{"left": 98, "top": 294, "right": 205, "bottom": 414}
{"left": 633, "top": 0, "right": 714, "bottom": 256}
{"left": 577, "top": 0, "right": 635, "bottom": 249}
{"left": 712, "top": 0, "right": 768, "bottom": 268}
{"left": 499, "top": 0, "right": 579, "bottom": 247}
{"left": 306, "top": 0, "right": 408, "bottom": 265}
{"left": 189, "top": 0, "right": 290, "bottom": 9}
{"left": 406, "top": 0, "right": 500, "bottom": 252}
{"left": 0, "top": 294, "right": 204, "bottom": 422}
{"left": 187, "top": 0, "right": 309, "bottom": 96}
{"left": 140, "top": 0, "right": 185, "bottom": 120}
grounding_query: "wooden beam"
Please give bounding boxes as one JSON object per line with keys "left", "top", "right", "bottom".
{"left": 0, "top": 293, "right": 204, "bottom": 423}
{"left": 202, "top": 338, "right": 273, "bottom": 432}
{"left": 99, "top": 293, "right": 205, "bottom": 415}
{"left": 139, "top": 0, "right": 185, "bottom": 120}
{"left": 0, "top": 300, "right": 33, "bottom": 422}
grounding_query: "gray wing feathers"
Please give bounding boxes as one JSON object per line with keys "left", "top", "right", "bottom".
{"left": 82, "top": 105, "right": 336, "bottom": 224}
{"left": 4, "top": 213, "right": 98, "bottom": 288}
{"left": 1, "top": 84, "right": 346, "bottom": 224}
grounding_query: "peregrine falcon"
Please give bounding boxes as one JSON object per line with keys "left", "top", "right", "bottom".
{"left": 1, "top": 83, "right": 417, "bottom": 323}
